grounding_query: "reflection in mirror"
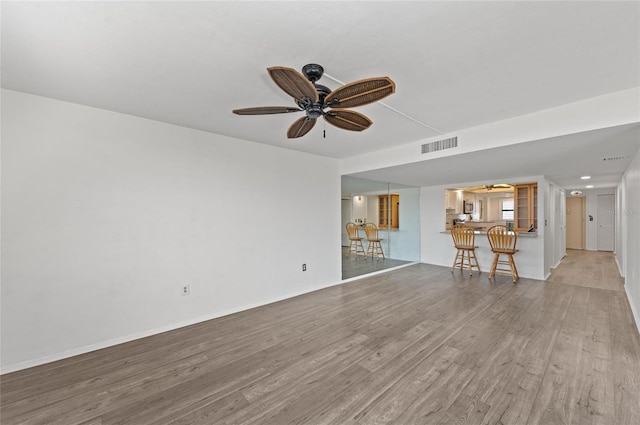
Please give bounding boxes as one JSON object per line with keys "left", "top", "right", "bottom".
{"left": 341, "top": 176, "right": 420, "bottom": 280}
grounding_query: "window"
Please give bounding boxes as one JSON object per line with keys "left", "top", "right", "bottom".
{"left": 501, "top": 200, "right": 514, "bottom": 220}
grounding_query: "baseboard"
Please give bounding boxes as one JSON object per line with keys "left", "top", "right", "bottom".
{"left": 626, "top": 285, "right": 640, "bottom": 334}
{"left": 615, "top": 255, "right": 625, "bottom": 278}
{"left": 341, "top": 262, "right": 419, "bottom": 283}
{"left": 0, "top": 280, "right": 346, "bottom": 375}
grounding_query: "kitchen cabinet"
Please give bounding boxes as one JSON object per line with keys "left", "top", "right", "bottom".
{"left": 445, "top": 190, "right": 457, "bottom": 211}
{"left": 446, "top": 190, "right": 464, "bottom": 212}
{"left": 514, "top": 183, "right": 538, "bottom": 231}
{"left": 379, "top": 194, "right": 399, "bottom": 229}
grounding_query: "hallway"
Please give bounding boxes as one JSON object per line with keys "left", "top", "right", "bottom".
{"left": 548, "top": 248, "right": 625, "bottom": 291}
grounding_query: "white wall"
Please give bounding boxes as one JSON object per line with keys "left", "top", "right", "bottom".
{"left": 342, "top": 88, "right": 640, "bottom": 175}
{"left": 387, "top": 187, "right": 421, "bottom": 261}
{"left": 366, "top": 195, "right": 378, "bottom": 223}
{"left": 421, "top": 177, "right": 546, "bottom": 280}
{"left": 545, "top": 181, "right": 566, "bottom": 274}
{"left": 1, "top": 90, "right": 341, "bottom": 372}
{"left": 352, "top": 196, "right": 368, "bottom": 222}
{"left": 618, "top": 148, "right": 640, "bottom": 327}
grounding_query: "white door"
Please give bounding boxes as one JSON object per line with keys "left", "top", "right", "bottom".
{"left": 597, "top": 194, "right": 615, "bottom": 251}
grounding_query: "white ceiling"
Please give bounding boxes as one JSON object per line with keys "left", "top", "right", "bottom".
{"left": 348, "top": 123, "right": 640, "bottom": 188}
{"left": 2, "top": 1, "right": 639, "bottom": 190}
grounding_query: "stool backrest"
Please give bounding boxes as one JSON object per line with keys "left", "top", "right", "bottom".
{"left": 363, "top": 223, "right": 380, "bottom": 240}
{"left": 346, "top": 222, "right": 360, "bottom": 240}
{"left": 487, "top": 225, "right": 517, "bottom": 253}
{"left": 451, "top": 226, "right": 475, "bottom": 248}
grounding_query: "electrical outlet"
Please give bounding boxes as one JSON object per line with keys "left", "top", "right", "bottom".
{"left": 181, "top": 284, "right": 190, "bottom": 296}
{"left": 302, "top": 263, "right": 307, "bottom": 272}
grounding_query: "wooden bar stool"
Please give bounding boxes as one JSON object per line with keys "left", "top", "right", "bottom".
{"left": 364, "top": 223, "right": 385, "bottom": 261}
{"left": 450, "top": 224, "right": 481, "bottom": 275}
{"left": 486, "top": 225, "right": 519, "bottom": 282}
{"left": 346, "top": 222, "right": 366, "bottom": 260}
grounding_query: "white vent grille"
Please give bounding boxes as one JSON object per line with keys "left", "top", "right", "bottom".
{"left": 602, "top": 156, "right": 626, "bottom": 161}
{"left": 421, "top": 137, "right": 458, "bottom": 154}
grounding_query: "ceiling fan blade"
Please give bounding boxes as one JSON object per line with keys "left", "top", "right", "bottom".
{"left": 325, "top": 77, "right": 395, "bottom": 108}
{"left": 268, "top": 66, "right": 319, "bottom": 104}
{"left": 324, "top": 109, "right": 372, "bottom": 132}
{"left": 287, "top": 117, "right": 316, "bottom": 138}
{"left": 233, "top": 106, "right": 301, "bottom": 115}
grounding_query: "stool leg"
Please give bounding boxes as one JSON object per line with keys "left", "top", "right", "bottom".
{"left": 451, "top": 249, "right": 461, "bottom": 272}
{"left": 471, "top": 250, "right": 481, "bottom": 274}
{"left": 489, "top": 253, "right": 499, "bottom": 279}
{"left": 508, "top": 254, "right": 519, "bottom": 282}
{"left": 451, "top": 250, "right": 464, "bottom": 273}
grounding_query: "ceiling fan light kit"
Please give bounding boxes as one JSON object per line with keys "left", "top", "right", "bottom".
{"left": 232, "top": 64, "right": 395, "bottom": 138}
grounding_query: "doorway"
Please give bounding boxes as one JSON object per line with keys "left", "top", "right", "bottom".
{"left": 597, "top": 194, "right": 615, "bottom": 251}
{"left": 566, "top": 196, "right": 585, "bottom": 250}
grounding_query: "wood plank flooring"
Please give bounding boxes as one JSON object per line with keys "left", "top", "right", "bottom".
{"left": 2, "top": 250, "right": 639, "bottom": 424}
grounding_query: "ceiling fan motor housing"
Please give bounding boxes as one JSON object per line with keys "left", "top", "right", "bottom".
{"left": 306, "top": 104, "right": 323, "bottom": 119}
{"left": 301, "top": 63, "right": 324, "bottom": 82}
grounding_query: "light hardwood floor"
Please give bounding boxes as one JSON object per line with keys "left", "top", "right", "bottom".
{"left": 2, "top": 250, "right": 639, "bottom": 424}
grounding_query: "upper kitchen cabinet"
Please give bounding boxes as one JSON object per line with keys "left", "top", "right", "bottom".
{"left": 514, "top": 183, "right": 538, "bottom": 231}
{"left": 379, "top": 194, "right": 400, "bottom": 229}
{"left": 445, "top": 189, "right": 461, "bottom": 212}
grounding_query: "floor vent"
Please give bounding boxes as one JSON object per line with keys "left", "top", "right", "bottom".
{"left": 422, "top": 136, "right": 458, "bottom": 154}
{"left": 602, "top": 155, "right": 626, "bottom": 161}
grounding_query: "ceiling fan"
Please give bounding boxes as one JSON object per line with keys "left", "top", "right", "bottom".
{"left": 232, "top": 64, "right": 395, "bottom": 139}
{"left": 483, "top": 184, "right": 513, "bottom": 191}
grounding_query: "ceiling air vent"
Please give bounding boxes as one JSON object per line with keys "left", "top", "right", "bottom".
{"left": 421, "top": 136, "right": 458, "bottom": 154}
{"left": 602, "top": 155, "right": 626, "bottom": 161}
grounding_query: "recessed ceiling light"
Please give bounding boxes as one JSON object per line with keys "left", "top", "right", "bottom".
{"left": 585, "top": 185, "right": 594, "bottom": 188}
{"left": 580, "top": 176, "right": 591, "bottom": 180}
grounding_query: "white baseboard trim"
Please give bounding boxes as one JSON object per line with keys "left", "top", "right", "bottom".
{"left": 340, "top": 262, "right": 419, "bottom": 284}
{"left": 626, "top": 285, "right": 640, "bottom": 334}
{"left": 0, "top": 280, "right": 346, "bottom": 375}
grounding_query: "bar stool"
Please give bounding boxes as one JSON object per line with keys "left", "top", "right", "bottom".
{"left": 450, "top": 225, "right": 481, "bottom": 275}
{"left": 364, "top": 223, "right": 385, "bottom": 261}
{"left": 346, "top": 222, "right": 366, "bottom": 260}
{"left": 486, "top": 225, "right": 519, "bottom": 282}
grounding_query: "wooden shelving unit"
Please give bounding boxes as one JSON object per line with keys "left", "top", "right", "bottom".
{"left": 378, "top": 194, "right": 399, "bottom": 229}
{"left": 514, "top": 183, "right": 538, "bottom": 231}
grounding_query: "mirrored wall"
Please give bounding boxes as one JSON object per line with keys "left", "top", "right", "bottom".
{"left": 341, "top": 176, "right": 421, "bottom": 279}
